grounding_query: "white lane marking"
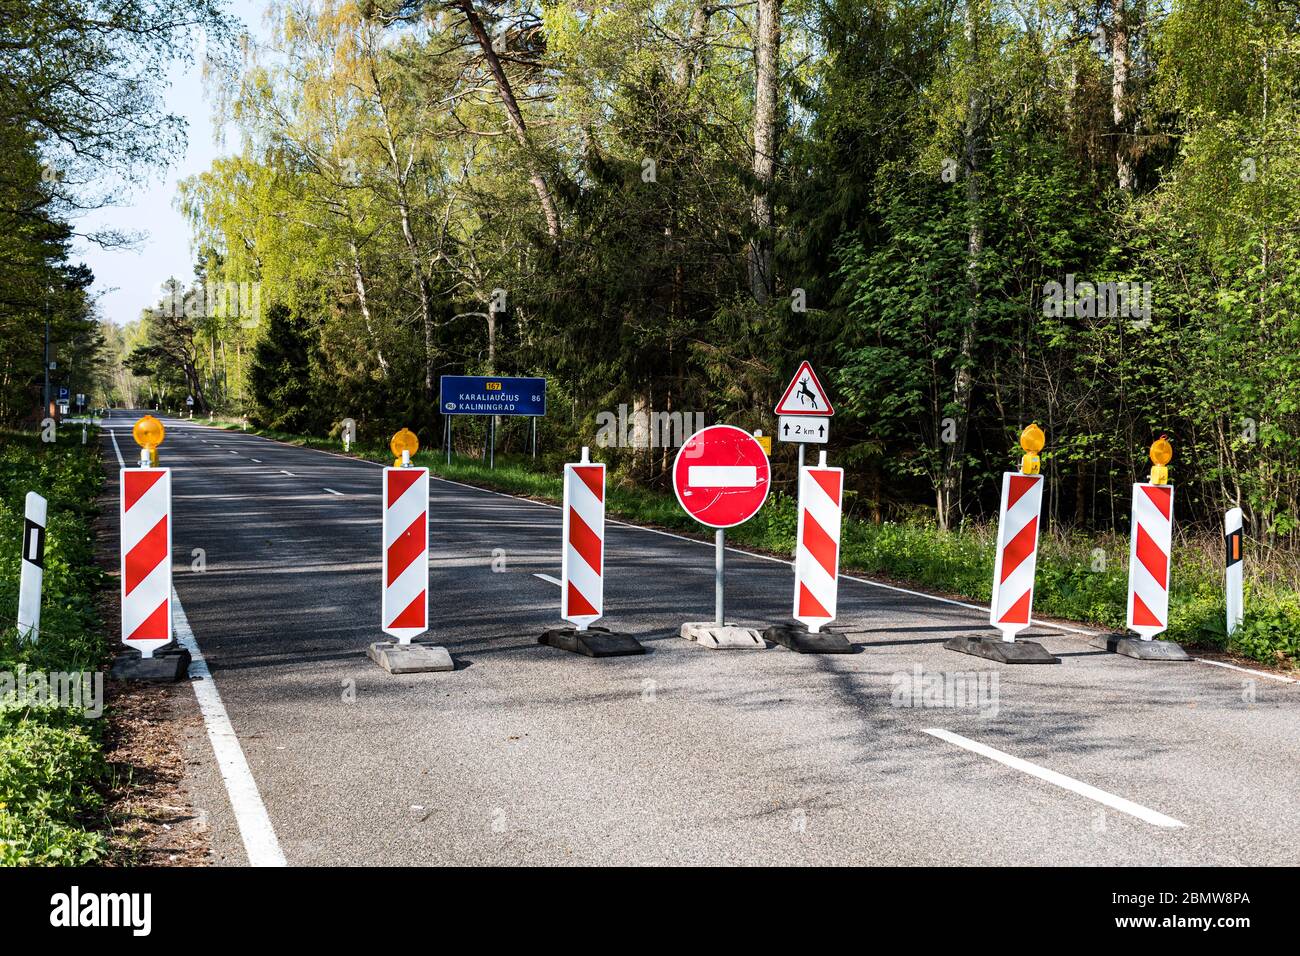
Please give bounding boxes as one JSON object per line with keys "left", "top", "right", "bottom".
{"left": 172, "top": 588, "right": 287, "bottom": 866}
{"left": 923, "top": 728, "right": 1186, "bottom": 829}
{"left": 250, "top": 458, "right": 262, "bottom": 463}
{"left": 534, "top": 572, "right": 562, "bottom": 587}
{"left": 229, "top": 450, "right": 239, "bottom": 455}
{"left": 280, "top": 470, "right": 296, "bottom": 477}
{"left": 323, "top": 488, "right": 344, "bottom": 496}
{"left": 1191, "top": 656, "right": 1298, "bottom": 685}
{"left": 109, "top": 430, "right": 125, "bottom": 466}
{"left": 687, "top": 465, "right": 756, "bottom": 487}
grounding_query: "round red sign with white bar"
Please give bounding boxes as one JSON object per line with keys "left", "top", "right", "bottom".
{"left": 672, "top": 425, "right": 771, "bottom": 528}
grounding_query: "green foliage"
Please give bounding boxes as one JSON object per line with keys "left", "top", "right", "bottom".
{"left": 0, "top": 428, "right": 110, "bottom": 865}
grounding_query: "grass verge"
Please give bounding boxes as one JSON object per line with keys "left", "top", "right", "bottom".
{"left": 0, "top": 426, "right": 110, "bottom": 864}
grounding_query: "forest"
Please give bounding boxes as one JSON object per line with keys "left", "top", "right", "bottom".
{"left": 5, "top": 0, "right": 1300, "bottom": 546}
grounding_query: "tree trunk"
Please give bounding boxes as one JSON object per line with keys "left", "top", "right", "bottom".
{"left": 349, "top": 244, "right": 389, "bottom": 376}
{"left": 748, "top": 0, "right": 780, "bottom": 303}
{"left": 457, "top": 1, "right": 561, "bottom": 239}
{"left": 1111, "top": 0, "right": 1134, "bottom": 192}
{"left": 937, "top": 0, "right": 984, "bottom": 531}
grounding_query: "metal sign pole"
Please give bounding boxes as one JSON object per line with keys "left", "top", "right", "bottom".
{"left": 715, "top": 529, "right": 725, "bottom": 626}
{"left": 490, "top": 416, "right": 496, "bottom": 469}
{"left": 532, "top": 416, "right": 537, "bottom": 459}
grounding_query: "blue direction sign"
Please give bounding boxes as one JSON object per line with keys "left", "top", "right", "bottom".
{"left": 440, "top": 375, "right": 546, "bottom": 417}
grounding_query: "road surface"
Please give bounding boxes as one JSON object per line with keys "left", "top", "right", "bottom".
{"left": 100, "top": 411, "right": 1300, "bottom": 866}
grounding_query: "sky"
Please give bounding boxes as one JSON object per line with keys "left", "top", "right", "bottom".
{"left": 74, "top": 0, "right": 268, "bottom": 327}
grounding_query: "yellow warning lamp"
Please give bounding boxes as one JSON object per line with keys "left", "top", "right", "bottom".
{"left": 132, "top": 415, "right": 165, "bottom": 467}
{"left": 1019, "top": 423, "right": 1045, "bottom": 475}
{"left": 1149, "top": 435, "right": 1173, "bottom": 485}
{"left": 390, "top": 428, "right": 419, "bottom": 467}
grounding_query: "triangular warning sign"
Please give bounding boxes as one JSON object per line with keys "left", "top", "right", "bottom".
{"left": 774, "top": 361, "right": 834, "bottom": 416}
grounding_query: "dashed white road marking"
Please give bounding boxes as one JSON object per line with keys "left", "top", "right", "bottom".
{"left": 534, "top": 572, "right": 562, "bottom": 587}
{"left": 280, "top": 470, "right": 296, "bottom": 477}
{"left": 250, "top": 458, "right": 262, "bottom": 463}
{"left": 923, "top": 729, "right": 1186, "bottom": 829}
{"left": 323, "top": 488, "right": 344, "bottom": 496}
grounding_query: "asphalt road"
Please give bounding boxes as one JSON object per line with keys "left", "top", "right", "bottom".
{"left": 100, "top": 411, "right": 1300, "bottom": 866}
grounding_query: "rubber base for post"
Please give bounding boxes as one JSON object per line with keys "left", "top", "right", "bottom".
{"left": 680, "top": 622, "right": 766, "bottom": 649}
{"left": 367, "top": 639, "right": 454, "bottom": 674}
{"left": 1090, "top": 633, "right": 1191, "bottom": 661}
{"left": 538, "top": 626, "right": 645, "bottom": 657}
{"left": 943, "top": 634, "right": 1060, "bottom": 664}
{"left": 762, "top": 622, "right": 854, "bottom": 654}
{"left": 110, "top": 642, "right": 192, "bottom": 682}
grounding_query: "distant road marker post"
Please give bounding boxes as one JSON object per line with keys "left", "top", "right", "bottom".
{"left": 674, "top": 425, "right": 771, "bottom": 649}
{"left": 368, "top": 428, "right": 453, "bottom": 674}
{"left": 111, "top": 415, "right": 191, "bottom": 681}
{"left": 946, "top": 424, "right": 1059, "bottom": 664}
{"left": 1092, "top": 436, "right": 1190, "bottom": 662}
{"left": 539, "top": 447, "right": 644, "bottom": 657}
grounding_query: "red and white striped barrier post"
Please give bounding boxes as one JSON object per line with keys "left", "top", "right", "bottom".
{"left": 1126, "top": 483, "right": 1173, "bottom": 641}
{"left": 368, "top": 428, "right": 452, "bottom": 673}
{"left": 989, "top": 471, "right": 1043, "bottom": 641}
{"left": 765, "top": 450, "right": 852, "bottom": 653}
{"left": 121, "top": 467, "right": 172, "bottom": 657}
{"left": 946, "top": 424, "right": 1058, "bottom": 663}
{"left": 1095, "top": 435, "right": 1189, "bottom": 660}
{"left": 110, "top": 415, "right": 191, "bottom": 681}
{"left": 560, "top": 447, "right": 605, "bottom": 630}
{"left": 540, "top": 448, "right": 643, "bottom": 656}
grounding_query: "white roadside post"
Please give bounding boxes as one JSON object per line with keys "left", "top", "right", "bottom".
{"left": 539, "top": 447, "right": 643, "bottom": 657}
{"left": 946, "top": 424, "right": 1059, "bottom": 664}
{"left": 367, "top": 428, "right": 452, "bottom": 674}
{"left": 16, "top": 492, "right": 47, "bottom": 643}
{"left": 341, "top": 417, "right": 356, "bottom": 453}
{"left": 1225, "top": 507, "right": 1244, "bottom": 637}
{"left": 764, "top": 450, "right": 852, "bottom": 653}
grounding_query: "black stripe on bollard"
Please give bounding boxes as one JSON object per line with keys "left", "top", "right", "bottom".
{"left": 22, "top": 517, "right": 44, "bottom": 569}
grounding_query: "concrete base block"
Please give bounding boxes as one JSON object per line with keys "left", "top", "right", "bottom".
{"left": 1090, "top": 633, "right": 1191, "bottom": 661}
{"left": 943, "top": 634, "right": 1060, "bottom": 664}
{"left": 762, "top": 622, "right": 854, "bottom": 654}
{"left": 680, "top": 622, "right": 766, "bottom": 649}
{"left": 538, "top": 626, "right": 645, "bottom": 657}
{"left": 110, "top": 643, "right": 192, "bottom": 682}
{"left": 367, "top": 639, "right": 454, "bottom": 674}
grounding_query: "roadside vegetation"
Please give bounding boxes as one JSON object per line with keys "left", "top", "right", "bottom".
{"left": 0, "top": 427, "right": 110, "bottom": 864}
{"left": 213, "top": 419, "right": 1299, "bottom": 670}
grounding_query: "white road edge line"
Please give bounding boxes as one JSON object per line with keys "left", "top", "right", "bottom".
{"left": 173, "top": 587, "right": 288, "bottom": 866}
{"left": 108, "top": 424, "right": 286, "bottom": 865}
{"left": 323, "top": 488, "right": 344, "bottom": 496}
{"left": 923, "top": 728, "right": 1186, "bottom": 829}
{"left": 533, "top": 572, "right": 562, "bottom": 587}
{"left": 1191, "top": 656, "right": 1298, "bottom": 684}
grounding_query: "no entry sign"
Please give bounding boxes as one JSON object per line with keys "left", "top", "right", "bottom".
{"left": 673, "top": 425, "right": 771, "bottom": 528}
